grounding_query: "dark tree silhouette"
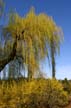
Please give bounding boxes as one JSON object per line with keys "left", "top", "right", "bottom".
{"left": 0, "top": 37, "right": 17, "bottom": 72}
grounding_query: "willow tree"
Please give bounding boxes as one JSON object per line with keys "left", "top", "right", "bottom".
{"left": 0, "top": 8, "right": 63, "bottom": 79}
{"left": 36, "top": 13, "right": 63, "bottom": 78}
{"left": 2, "top": 9, "right": 48, "bottom": 80}
{"left": 46, "top": 17, "right": 63, "bottom": 78}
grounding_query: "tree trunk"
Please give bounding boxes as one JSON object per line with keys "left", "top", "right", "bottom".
{"left": 0, "top": 37, "right": 17, "bottom": 72}
{"left": 28, "top": 64, "right": 33, "bottom": 81}
{"left": 51, "top": 40, "right": 56, "bottom": 79}
{"left": 3, "top": 66, "right": 6, "bottom": 79}
{"left": 51, "top": 51, "right": 55, "bottom": 78}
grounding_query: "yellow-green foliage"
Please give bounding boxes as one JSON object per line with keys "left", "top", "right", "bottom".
{"left": 0, "top": 79, "right": 68, "bottom": 108}
{"left": 3, "top": 7, "right": 63, "bottom": 78}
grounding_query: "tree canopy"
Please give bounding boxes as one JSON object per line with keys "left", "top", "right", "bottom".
{"left": 0, "top": 8, "right": 63, "bottom": 79}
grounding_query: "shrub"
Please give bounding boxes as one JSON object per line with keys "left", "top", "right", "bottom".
{"left": 0, "top": 79, "right": 69, "bottom": 108}
{"left": 62, "top": 78, "right": 71, "bottom": 94}
{"left": 22, "top": 79, "right": 69, "bottom": 108}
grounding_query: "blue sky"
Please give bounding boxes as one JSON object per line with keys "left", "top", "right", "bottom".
{"left": 1, "top": 0, "right": 71, "bottom": 79}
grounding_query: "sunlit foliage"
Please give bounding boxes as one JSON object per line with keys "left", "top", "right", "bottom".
{"left": 0, "top": 79, "right": 68, "bottom": 108}
{"left": 2, "top": 7, "right": 63, "bottom": 79}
